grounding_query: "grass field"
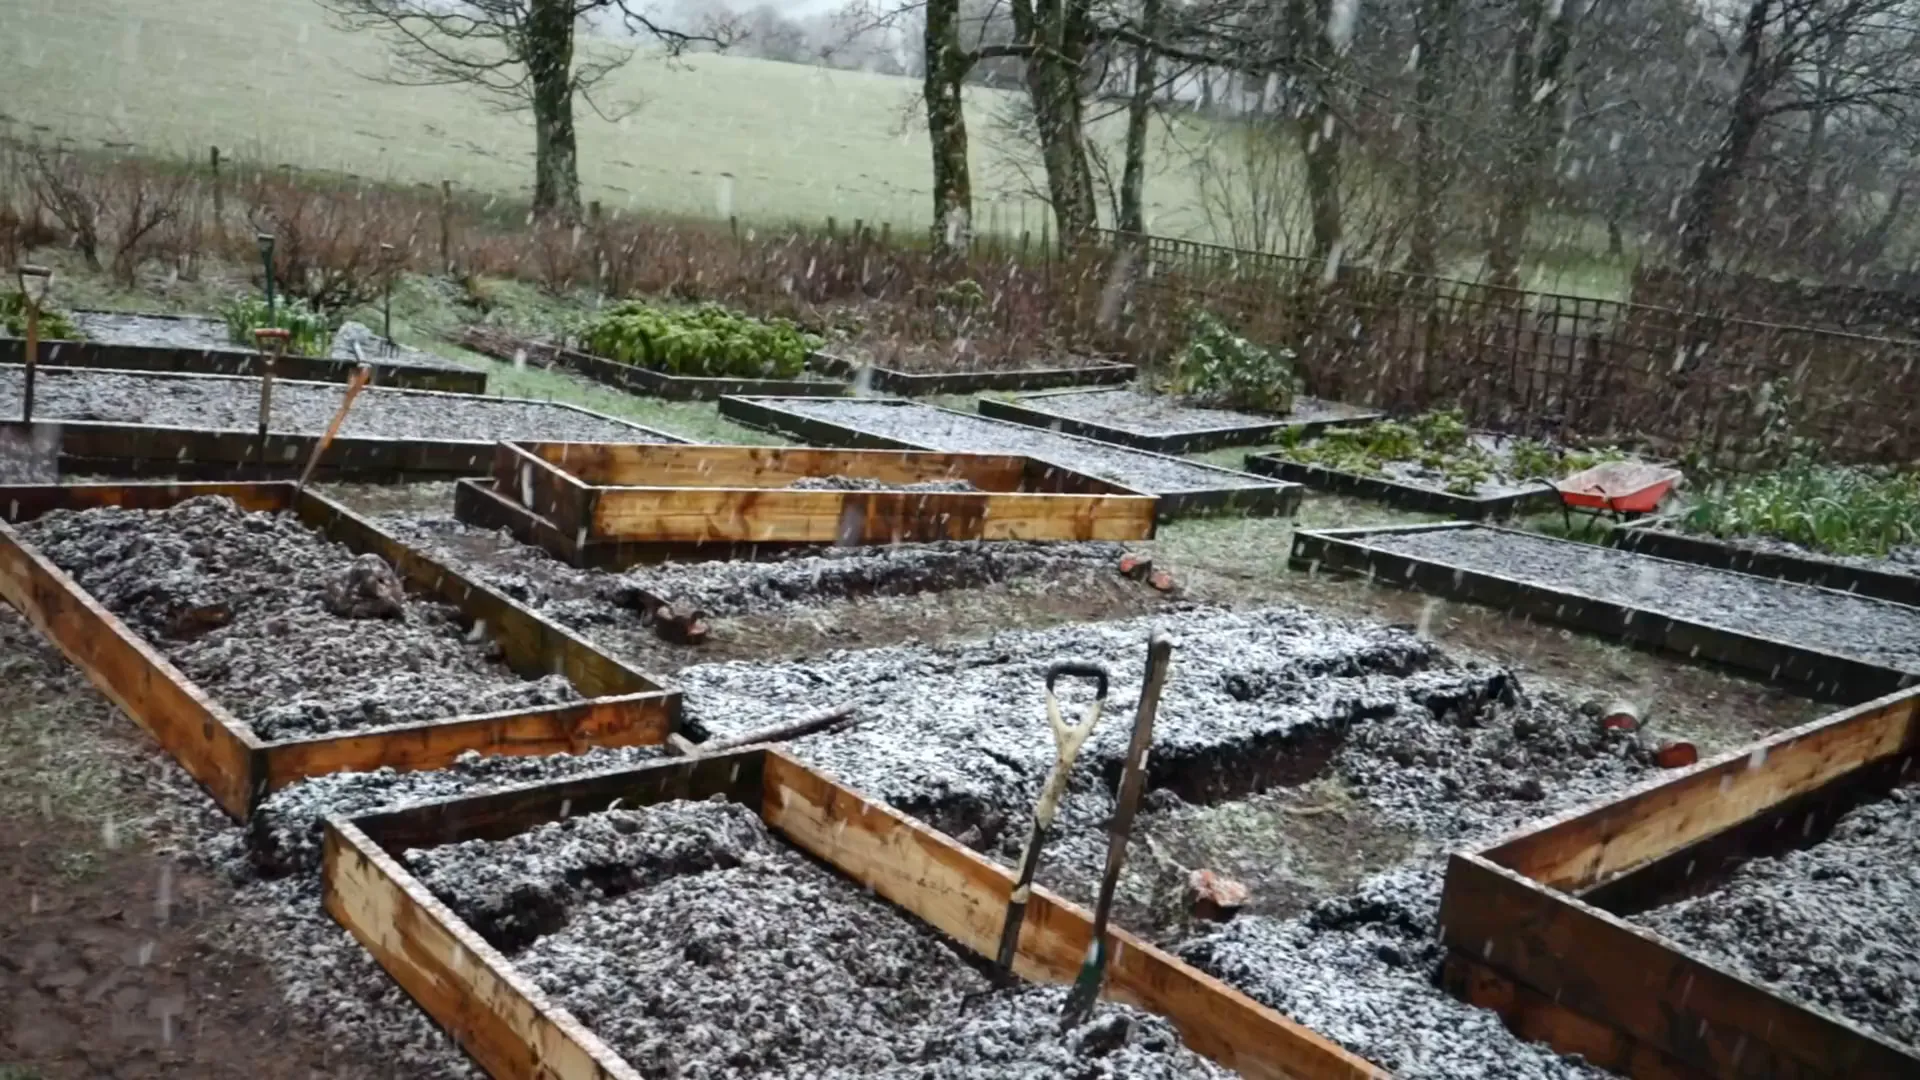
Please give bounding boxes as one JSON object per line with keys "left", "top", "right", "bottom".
{"left": 4, "top": 0, "right": 1225, "bottom": 237}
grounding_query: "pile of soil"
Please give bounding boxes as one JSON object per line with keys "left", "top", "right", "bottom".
{"left": 788, "top": 474, "right": 979, "bottom": 493}
{"left": 410, "top": 798, "right": 1237, "bottom": 1078}
{"left": 774, "top": 399, "right": 1271, "bottom": 493}
{"left": 1360, "top": 526, "right": 1920, "bottom": 673}
{"left": 21, "top": 497, "right": 579, "bottom": 740}
{"left": 1631, "top": 785, "right": 1920, "bottom": 1049}
{"left": 0, "top": 366, "right": 651, "bottom": 441}
{"left": 1026, "top": 389, "right": 1373, "bottom": 435}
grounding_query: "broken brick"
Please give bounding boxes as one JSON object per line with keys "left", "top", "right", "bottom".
{"left": 1186, "top": 869, "right": 1250, "bottom": 922}
{"left": 1148, "top": 569, "right": 1177, "bottom": 593}
{"left": 1118, "top": 553, "right": 1154, "bottom": 580}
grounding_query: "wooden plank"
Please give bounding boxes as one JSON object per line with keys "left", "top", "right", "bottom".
{"left": 759, "top": 752, "right": 1386, "bottom": 1080}
{"left": 808, "top": 350, "right": 1137, "bottom": 395}
{"left": 323, "top": 821, "right": 639, "bottom": 1080}
{"left": 978, "top": 395, "right": 1382, "bottom": 455}
{"left": 491, "top": 442, "right": 592, "bottom": 540}
{"left": 1248, "top": 454, "right": 1560, "bottom": 519}
{"left": 1440, "top": 954, "right": 1707, "bottom": 1080}
{"left": 522, "top": 442, "right": 1034, "bottom": 491}
{"left": 263, "top": 693, "right": 675, "bottom": 790}
{"left": 588, "top": 487, "right": 1155, "bottom": 545}
{"left": 1482, "top": 688, "right": 1920, "bottom": 891}
{"left": 1611, "top": 525, "right": 1920, "bottom": 608}
{"left": 1439, "top": 853, "right": 1918, "bottom": 1079}
{"left": 0, "top": 517, "right": 263, "bottom": 817}
{"left": 0, "top": 337, "right": 489, "bottom": 393}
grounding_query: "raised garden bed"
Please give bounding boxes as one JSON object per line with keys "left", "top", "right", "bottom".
{"left": 0, "top": 481, "right": 678, "bottom": 819}
{"left": 718, "top": 396, "right": 1299, "bottom": 519}
{"left": 1439, "top": 686, "right": 1920, "bottom": 1078}
{"left": 809, "top": 347, "right": 1137, "bottom": 395}
{"left": 324, "top": 745, "right": 1383, "bottom": 1079}
{"left": 3, "top": 311, "right": 487, "bottom": 393}
{"left": 1612, "top": 523, "right": 1920, "bottom": 608}
{"left": 465, "top": 440, "right": 1156, "bottom": 568}
{"left": 979, "top": 388, "right": 1381, "bottom": 454}
{"left": 1290, "top": 522, "right": 1920, "bottom": 702}
{"left": 1244, "top": 413, "right": 1635, "bottom": 519}
{"left": 0, "top": 365, "right": 677, "bottom": 482}
{"left": 458, "top": 326, "right": 845, "bottom": 401}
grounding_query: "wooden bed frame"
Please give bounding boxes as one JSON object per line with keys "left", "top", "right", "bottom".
{"left": 1438, "top": 687, "right": 1920, "bottom": 1078}
{"left": 324, "top": 746, "right": 1389, "bottom": 1080}
{"left": 0, "top": 482, "right": 679, "bottom": 819}
{"left": 460, "top": 441, "right": 1159, "bottom": 568}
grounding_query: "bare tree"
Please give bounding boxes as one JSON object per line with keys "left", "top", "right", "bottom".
{"left": 1485, "top": 0, "right": 1577, "bottom": 288}
{"left": 324, "top": 0, "right": 734, "bottom": 219}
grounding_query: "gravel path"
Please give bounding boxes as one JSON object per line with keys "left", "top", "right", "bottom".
{"left": 410, "top": 799, "right": 1237, "bottom": 1078}
{"left": 0, "top": 366, "right": 655, "bottom": 441}
{"left": 1631, "top": 785, "right": 1920, "bottom": 1049}
{"left": 1358, "top": 526, "right": 1920, "bottom": 673}
{"left": 20, "top": 497, "right": 579, "bottom": 740}
{"left": 771, "top": 399, "right": 1274, "bottom": 493}
{"left": 1026, "top": 389, "right": 1373, "bottom": 435}
{"left": 65, "top": 312, "right": 471, "bottom": 373}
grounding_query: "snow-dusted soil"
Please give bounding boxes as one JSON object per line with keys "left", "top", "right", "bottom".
{"left": 1025, "top": 389, "right": 1373, "bottom": 435}
{"left": 19, "top": 497, "right": 578, "bottom": 740}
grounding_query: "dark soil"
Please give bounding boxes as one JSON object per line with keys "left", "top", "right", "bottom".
{"left": 772, "top": 399, "right": 1275, "bottom": 493}
{"left": 1360, "top": 525, "right": 1920, "bottom": 673}
{"left": 409, "top": 799, "right": 1236, "bottom": 1078}
{"left": 19, "top": 497, "right": 579, "bottom": 740}
{"left": 0, "top": 814, "right": 379, "bottom": 1080}
{"left": 1025, "top": 389, "right": 1374, "bottom": 435}
{"left": 382, "top": 511, "right": 1157, "bottom": 668}
{"left": 1631, "top": 784, "right": 1920, "bottom": 1050}
{"left": 0, "top": 365, "right": 655, "bottom": 441}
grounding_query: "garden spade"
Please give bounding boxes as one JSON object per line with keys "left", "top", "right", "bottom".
{"left": 994, "top": 661, "right": 1110, "bottom": 981}
{"left": 1061, "top": 631, "right": 1173, "bottom": 1029}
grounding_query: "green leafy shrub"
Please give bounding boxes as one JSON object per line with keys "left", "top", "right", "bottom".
{"left": 580, "top": 302, "right": 820, "bottom": 378}
{"left": 221, "top": 296, "right": 332, "bottom": 357}
{"left": 0, "top": 292, "right": 79, "bottom": 340}
{"left": 1171, "top": 310, "right": 1298, "bottom": 414}
{"left": 1680, "top": 461, "right": 1920, "bottom": 557}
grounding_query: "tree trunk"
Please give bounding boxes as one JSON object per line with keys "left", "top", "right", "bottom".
{"left": 1486, "top": 0, "right": 1574, "bottom": 289}
{"left": 1678, "top": 0, "right": 1774, "bottom": 268}
{"left": 1013, "top": 0, "right": 1100, "bottom": 247}
{"left": 924, "top": 0, "right": 973, "bottom": 256}
{"left": 527, "top": 0, "right": 582, "bottom": 220}
{"left": 1405, "top": 0, "right": 1457, "bottom": 275}
{"left": 1290, "top": 0, "right": 1341, "bottom": 266}
{"left": 1117, "top": 0, "right": 1161, "bottom": 237}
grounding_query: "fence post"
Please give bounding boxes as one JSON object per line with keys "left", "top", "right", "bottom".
{"left": 439, "top": 180, "right": 453, "bottom": 274}
{"left": 209, "top": 146, "right": 223, "bottom": 225}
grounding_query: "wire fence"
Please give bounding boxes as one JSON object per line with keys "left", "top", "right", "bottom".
{"left": 1096, "top": 228, "right": 1920, "bottom": 465}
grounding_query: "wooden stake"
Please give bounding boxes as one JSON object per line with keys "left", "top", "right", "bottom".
{"left": 252, "top": 328, "right": 290, "bottom": 466}
{"left": 296, "top": 360, "right": 374, "bottom": 494}
{"left": 685, "top": 703, "right": 858, "bottom": 755}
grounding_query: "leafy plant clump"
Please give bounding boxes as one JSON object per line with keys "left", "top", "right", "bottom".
{"left": 0, "top": 292, "right": 80, "bottom": 340}
{"left": 1282, "top": 410, "right": 1622, "bottom": 495}
{"left": 581, "top": 302, "right": 820, "bottom": 378}
{"left": 1171, "top": 309, "right": 1298, "bottom": 414}
{"left": 1679, "top": 461, "right": 1920, "bottom": 557}
{"left": 221, "top": 296, "right": 332, "bottom": 357}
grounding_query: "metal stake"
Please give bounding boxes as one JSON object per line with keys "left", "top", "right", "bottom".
{"left": 256, "top": 232, "right": 277, "bottom": 319}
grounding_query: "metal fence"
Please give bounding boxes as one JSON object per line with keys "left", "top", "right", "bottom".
{"left": 1095, "top": 228, "right": 1920, "bottom": 465}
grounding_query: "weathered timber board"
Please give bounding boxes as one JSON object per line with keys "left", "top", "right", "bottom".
{"left": 0, "top": 482, "right": 679, "bottom": 819}
{"left": 327, "top": 747, "right": 1387, "bottom": 1080}
{"left": 717, "top": 395, "right": 1301, "bottom": 520}
{"left": 1611, "top": 525, "right": 1920, "bottom": 609}
{"left": 979, "top": 390, "right": 1381, "bottom": 454}
{"left": 1289, "top": 522, "right": 1916, "bottom": 702}
{"left": 809, "top": 350, "right": 1136, "bottom": 395}
{"left": 1246, "top": 454, "right": 1562, "bottom": 519}
{"left": 1437, "top": 689, "right": 1920, "bottom": 1079}
{"left": 477, "top": 441, "right": 1156, "bottom": 567}
{"left": 1, "top": 335, "right": 487, "bottom": 393}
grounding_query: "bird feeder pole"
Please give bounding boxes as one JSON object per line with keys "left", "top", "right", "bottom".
{"left": 256, "top": 232, "right": 277, "bottom": 319}
{"left": 16, "top": 264, "right": 52, "bottom": 424}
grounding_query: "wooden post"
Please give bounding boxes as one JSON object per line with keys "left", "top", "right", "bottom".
{"left": 209, "top": 146, "right": 224, "bottom": 225}
{"left": 880, "top": 222, "right": 891, "bottom": 248}
{"left": 439, "top": 180, "right": 453, "bottom": 274}
{"left": 21, "top": 295, "right": 37, "bottom": 425}
{"left": 827, "top": 216, "right": 837, "bottom": 240}
{"left": 252, "top": 328, "right": 290, "bottom": 466}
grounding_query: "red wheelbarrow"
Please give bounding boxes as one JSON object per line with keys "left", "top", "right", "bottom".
{"left": 1554, "top": 461, "right": 1683, "bottom": 536}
